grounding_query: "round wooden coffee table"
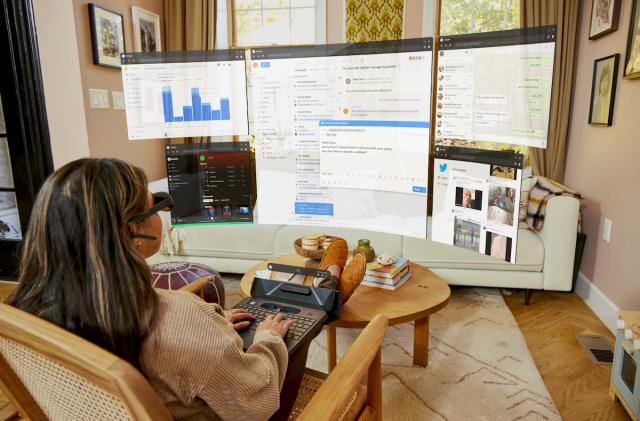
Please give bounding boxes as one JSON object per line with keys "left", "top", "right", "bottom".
{"left": 240, "top": 254, "right": 451, "bottom": 369}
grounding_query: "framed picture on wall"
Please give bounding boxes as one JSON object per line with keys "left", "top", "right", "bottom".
{"left": 88, "top": 4, "right": 125, "bottom": 68}
{"left": 589, "top": 0, "right": 621, "bottom": 40}
{"left": 624, "top": 0, "right": 640, "bottom": 79}
{"left": 588, "top": 54, "right": 619, "bottom": 126}
{"left": 131, "top": 7, "right": 161, "bottom": 53}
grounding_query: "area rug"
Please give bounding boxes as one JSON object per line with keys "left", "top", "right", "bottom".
{"left": 222, "top": 279, "right": 560, "bottom": 420}
{"left": 306, "top": 287, "right": 560, "bottom": 421}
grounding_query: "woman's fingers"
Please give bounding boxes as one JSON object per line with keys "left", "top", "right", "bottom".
{"left": 226, "top": 309, "right": 255, "bottom": 324}
{"left": 232, "top": 321, "right": 251, "bottom": 331}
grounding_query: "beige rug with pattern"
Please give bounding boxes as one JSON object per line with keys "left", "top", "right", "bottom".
{"left": 224, "top": 280, "right": 560, "bottom": 420}
{"left": 306, "top": 287, "right": 560, "bottom": 421}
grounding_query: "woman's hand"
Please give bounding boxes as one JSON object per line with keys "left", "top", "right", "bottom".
{"left": 224, "top": 308, "right": 255, "bottom": 331}
{"left": 256, "top": 313, "right": 293, "bottom": 338}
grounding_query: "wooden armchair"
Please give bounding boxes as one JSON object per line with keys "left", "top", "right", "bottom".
{"left": 0, "top": 302, "right": 174, "bottom": 420}
{"left": 294, "top": 314, "right": 388, "bottom": 421}
{"left": 0, "top": 279, "right": 388, "bottom": 421}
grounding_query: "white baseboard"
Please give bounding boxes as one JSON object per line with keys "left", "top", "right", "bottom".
{"left": 575, "top": 271, "right": 619, "bottom": 333}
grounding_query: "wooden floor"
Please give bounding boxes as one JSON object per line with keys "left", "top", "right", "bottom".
{"left": 0, "top": 283, "right": 632, "bottom": 420}
{"left": 505, "top": 290, "right": 631, "bottom": 421}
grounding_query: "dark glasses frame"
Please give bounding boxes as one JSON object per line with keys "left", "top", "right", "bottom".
{"left": 131, "top": 192, "right": 174, "bottom": 241}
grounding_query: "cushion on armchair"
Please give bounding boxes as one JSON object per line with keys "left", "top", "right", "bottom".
{"left": 150, "top": 262, "right": 225, "bottom": 307}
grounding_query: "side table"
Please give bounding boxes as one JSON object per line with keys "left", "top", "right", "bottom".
{"left": 240, "top": 255, "right": 451, "bottom": 369}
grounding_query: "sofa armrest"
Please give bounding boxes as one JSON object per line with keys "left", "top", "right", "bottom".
{"left": 535, "top": 195, "right": 580, "bottom": 291}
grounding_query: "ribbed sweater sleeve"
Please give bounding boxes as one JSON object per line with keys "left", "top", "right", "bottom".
{"left": 141, "top": 289, "right": 288, "bottom": 420}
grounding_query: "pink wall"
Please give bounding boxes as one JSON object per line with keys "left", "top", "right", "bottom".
{"left": 565, "top": 0, "right": 640, "bottom": 310}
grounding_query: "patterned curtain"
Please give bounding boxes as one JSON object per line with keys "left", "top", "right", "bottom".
{"left": 345, "top": 0, "right": 405, "bottom": 42}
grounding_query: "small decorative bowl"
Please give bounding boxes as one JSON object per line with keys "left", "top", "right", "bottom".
{"left": 375, "top": 254, "right": 398, "bottom": 266}
{"left": 294, "top": 236, "right": 340, "bottom": 260}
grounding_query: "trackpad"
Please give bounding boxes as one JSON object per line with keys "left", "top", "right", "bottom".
{"left": 260, "top": 303, "right": 300, "bottom": 314}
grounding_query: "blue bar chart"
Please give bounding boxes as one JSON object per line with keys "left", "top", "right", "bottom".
{"left": 122, "top": 59, "right": 248, "bottom": 139}
{"left": 162, "top": 86, "right": 231, "bottom": 123}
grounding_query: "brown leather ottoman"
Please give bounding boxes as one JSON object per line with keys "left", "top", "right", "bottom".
{"left": 150, "top": 261, "right": 225, "bottom": 307}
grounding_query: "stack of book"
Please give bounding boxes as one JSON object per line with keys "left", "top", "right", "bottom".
{"left": 362, "top": 258, "right": 412, "bottom": 291}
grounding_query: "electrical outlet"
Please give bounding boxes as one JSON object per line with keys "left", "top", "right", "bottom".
{"left": 112, "top": 91, "right": 125, "bottom": 110}
{"left": 603, "top": 218, "right": 612, "bottom": 242}
{"left": 89, "top": 88, "right": 109, "bottom": 109}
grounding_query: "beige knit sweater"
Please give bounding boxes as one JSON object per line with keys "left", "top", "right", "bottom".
{"left": 141, "top": 289, "right": 289, "bottom": 420}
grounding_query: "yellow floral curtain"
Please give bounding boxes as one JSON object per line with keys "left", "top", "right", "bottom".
{"left": 345, "top": 0, "right": 404, "bottom": 42}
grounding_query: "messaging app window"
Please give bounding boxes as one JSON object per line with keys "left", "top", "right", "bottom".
{"left": 435, "top": 26, "right": 556, "bottom": 148}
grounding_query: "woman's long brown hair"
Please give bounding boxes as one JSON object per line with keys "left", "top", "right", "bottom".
{"left": 8, "top": 158, "right": 158, "bottom": 369}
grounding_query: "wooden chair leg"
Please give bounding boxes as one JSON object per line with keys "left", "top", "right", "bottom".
{"left": 367, "top": 349, "right": 382, "bottom": 421}
{"left": 327, "top": 325, "right": 337, "bottom": 372}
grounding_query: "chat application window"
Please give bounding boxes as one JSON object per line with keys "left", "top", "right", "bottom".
{"left": 435, "top": 26, "right": 556, "bottom": 148}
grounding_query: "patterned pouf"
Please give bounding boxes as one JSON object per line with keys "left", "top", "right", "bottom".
{"left": 150, "top": 262, "right": 225, "bottom": 307}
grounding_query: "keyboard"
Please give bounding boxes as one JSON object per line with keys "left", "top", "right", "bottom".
{"left": 233, "top": 297, "right": 328, "bottom": 355}
{"left": 235, "top": 303, "right": 316, "bottom": 341}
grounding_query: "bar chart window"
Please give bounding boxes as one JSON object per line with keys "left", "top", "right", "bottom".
{"left": 121, "top": 50, "right": 249, "bottom": 140}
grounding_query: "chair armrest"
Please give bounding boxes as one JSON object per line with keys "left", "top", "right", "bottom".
{"left": 178, "top": 277, "right": 210, "bottom": 298}
{"left": 298, "top": 314, "right": 388, "bottom": 421}
{"left": 536, "top": 195, "right": 580, "bottom": 291}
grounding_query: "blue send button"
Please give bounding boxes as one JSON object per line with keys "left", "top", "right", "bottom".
{"left": 412, "top": 186, "right": 427, "bottom": 194}
{"left": 261, "top": 62, "right": 270, "bottom": 68}
{"left": 295, "top": 202, "right": 334, "bottom": 216}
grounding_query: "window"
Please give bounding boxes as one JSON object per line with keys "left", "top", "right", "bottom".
{"left": 440, "top": 0, "right": 520, "bottom": 36}
{"left": 232, "top": 0, "right": 325, "bottom": 47}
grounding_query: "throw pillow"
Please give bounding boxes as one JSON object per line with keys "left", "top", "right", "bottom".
{"left": 518, "top": 176, "right": 537, "bottom": 229}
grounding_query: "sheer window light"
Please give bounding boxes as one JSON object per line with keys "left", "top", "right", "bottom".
{"left": 232, "top": 0, "right": 325, "bottom": 47}
{"left": 440, "top": 0, "right": 520, "bottom": 36}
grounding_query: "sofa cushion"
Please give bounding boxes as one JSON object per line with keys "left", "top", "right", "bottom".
{"left": 180, "top": 223, "right": 284, "bottom": 260}
{"left": 274, "top": 225, "right": 403, "bottom": 257}
{"left": 403, "top": 227, "right": 543, "bottom": 272}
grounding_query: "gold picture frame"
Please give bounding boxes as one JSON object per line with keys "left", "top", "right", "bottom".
{"left": 624, "top": 0, "right": 640, "bottom": 79}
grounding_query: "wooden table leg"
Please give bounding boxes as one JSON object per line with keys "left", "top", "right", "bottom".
{"left": 327, "top": 325, "right": 337, "bottom": 372}
{"left": 413, "top": 316, "right": 429, "bottom": 367}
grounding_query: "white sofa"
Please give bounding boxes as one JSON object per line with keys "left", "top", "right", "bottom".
{"left": 148, "top": 179, "right": 580, "bottom": 303}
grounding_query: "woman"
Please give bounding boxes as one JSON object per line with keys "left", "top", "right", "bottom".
{"left": 7, "top": 158, "right": 293, "bottom": 420}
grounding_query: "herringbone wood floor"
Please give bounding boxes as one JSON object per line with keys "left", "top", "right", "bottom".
{"left": 505, "top": 290, "right": 631, "bottom": 421}
{"left": 0, "top": 283, "right": 632, "bottom": 420}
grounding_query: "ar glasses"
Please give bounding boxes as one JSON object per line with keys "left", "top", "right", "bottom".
{"left": 131, "top": 192, "right": 174, "bottom": 241}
